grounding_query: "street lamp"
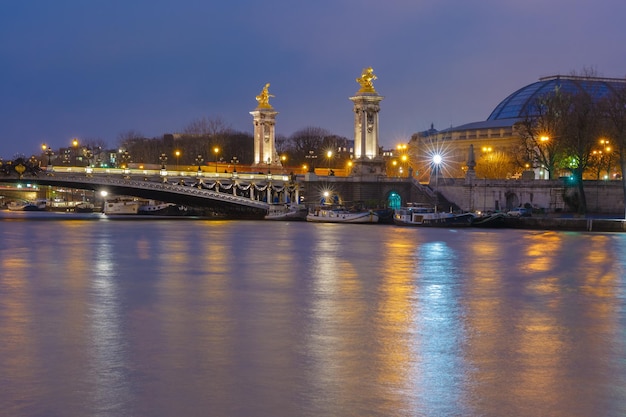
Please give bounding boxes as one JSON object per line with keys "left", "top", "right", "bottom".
{"left": 159, "top": 153, "right": 168, "bottom": 180}
{"left": 306, "top": 150, "right": 318, "bottom": 173}
{"left": 401, "top": 154, "right": 408, "bottom": 177}
{"left": 213, "top": 147, "right": 220, "bottom": 173}
{"left": 120, "top": 151, "right": 131, "bottom": 176}
{"left": 600, "top": 139, "right": 612, "bottom": 179}
{"left": 84, "top": 148, "right": 93, "bottom": 165}
{"left": 44, "top": 146, "right": 54, "bottom": 167}
{"left": 84, "top": 148, "right": 93, "bottom": 175}
{"left": 326, "top": 150, "right": 333, "bottom": 174}
{"left": 231, "top": 156, "right": 239, "bottom": 178}
{"left": 175, "top": 150, "right": 181, "bottom": 171}
{"left": 433, "top": 154, "right": 442, "bottom": 212}
{"left": 29, "top": 155, "right": 39, "bottom": 169}
{"left": 195, "top": 154, "right": 204, "bottom": 176}
{"left": 72, "top": 138, "right": 79, "bottom": 165}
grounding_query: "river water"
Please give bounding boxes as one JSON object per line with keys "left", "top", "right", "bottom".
{"left": 1, "top": 212, "right": 625, "bottom": 417}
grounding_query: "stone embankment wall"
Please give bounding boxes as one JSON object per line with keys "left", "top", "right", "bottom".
{"left": 505, "top": 217, "right": 626, "bottom": 232}
{"left": 438, "top": 178, "right": 625, "bottom": 214}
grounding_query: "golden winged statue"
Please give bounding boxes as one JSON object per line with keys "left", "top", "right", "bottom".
{"left": 356, "top": 67, "right": 377, "bottom": 93}
{"left": 255, "top": 83, "right": 275, "bottom": 109}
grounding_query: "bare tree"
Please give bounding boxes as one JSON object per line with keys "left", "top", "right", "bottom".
{"left": 600, "top": 81, "right": 626, "bottom": 218}
{"left": 180, "top": 116, "right": 234, "bottom": 163}
{"left": 475, "top": 151, "right": 517, "bottom": 179}
{"left": 289, "top": 126, "right": 331, "bottom": 164}
{"left": 117, "top": 130, "right": 144, "bottom": 148}
{"left": 515, "top": 89, "right": 570, "bottom": 179}
{"left": 558, "top": 89, "right": 605, "bottom": 214}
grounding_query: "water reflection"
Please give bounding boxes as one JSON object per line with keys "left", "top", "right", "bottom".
{"left": 1, "top": 219, "right": 625, "bottom": 417}
{"left": 89, "top": 233, "right": 129, "bottom": 414}
{"left": 413, "top": 238, "right": 469, "bottom": 415}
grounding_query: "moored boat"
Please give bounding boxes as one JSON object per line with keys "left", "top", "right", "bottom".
{"left": 471, "top": 212, "right": 508, "bottom": 228}
{"left": 7, "top": 199, "right": 47, "bottom": 211}
{"left": 306, "top": 206, "right": 379, "bottom": 224}
{"left": 393, "top": 204, "right": 474, "bottom": 227}
{"left": 265, "top": 203, "right": 307, "bottom": 221}
{"left": 137, "top": 200, "right": 192, "bottom": 216}
{"left": 103, "top": 199, "right": 140, "bottom": 215}
{"left": 74, "top": 202, "right": 95, "bottom": 213}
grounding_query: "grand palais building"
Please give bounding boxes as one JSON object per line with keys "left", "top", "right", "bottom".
{"left": 408, "top": 74, "right": 626, "bottom": 182}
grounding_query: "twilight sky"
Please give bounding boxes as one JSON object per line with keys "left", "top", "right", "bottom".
{"left": 1, "top": 0, "right": 626, "bottom": 159}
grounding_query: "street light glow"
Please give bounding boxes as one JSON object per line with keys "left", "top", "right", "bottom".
{"left": 433, "top": 154, "right": 442, "bottom": 165}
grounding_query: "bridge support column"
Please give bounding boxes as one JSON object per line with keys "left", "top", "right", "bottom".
{"left": 250, "top": 84, "right": 282, "bottom": 169}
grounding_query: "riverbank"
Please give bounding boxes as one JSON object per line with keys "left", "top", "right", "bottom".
{"left": 504, "top": 216, "right": 626, "bottom": 232}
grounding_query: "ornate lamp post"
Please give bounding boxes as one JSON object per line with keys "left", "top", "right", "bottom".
{"left": 29, "top": 155, "right": 39, "bottom": 170}
{"left": 305, "top": 150, "right": 317, "bottom": 173}
{"left": 175, "top": 150, "right": 181, "bottom": 171}
{"left": 84, "top": 148, "right": 93, "bottom": 175}
{"left": 44, "top": 145, "right": 54, "bottom": 167}
{"left": 159, "top": 153, "right": 168, "bottom": 181}
{"left": 195, "top": 154, "right": 204, "bottom": 176}
{"left": 231, "top": 156, "right": 239, "bottom": 178}
{"left": 120, "top": 151, "right": 131, "bottom": 177}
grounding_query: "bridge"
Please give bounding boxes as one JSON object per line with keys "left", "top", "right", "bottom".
{"left": 0, "top": 167, "right": 301, "bottom": 219}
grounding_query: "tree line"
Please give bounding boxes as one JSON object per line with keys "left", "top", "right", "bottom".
{"left": 116, "top": 119, "right": 352, "bottom": 171}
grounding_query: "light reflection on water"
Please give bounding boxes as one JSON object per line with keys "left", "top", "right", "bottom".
{"left": 1, "top": 217, "right": 625, "bottom": 417}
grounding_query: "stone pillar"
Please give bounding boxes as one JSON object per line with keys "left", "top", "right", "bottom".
{"left": 349, "top": 67, "right": 385, "bottom": 176}
{"left": 250, "top": 83, "right": 282, "bottom": 169}
{"left": 349, "top": 93, "right": 383, "bottom": 159}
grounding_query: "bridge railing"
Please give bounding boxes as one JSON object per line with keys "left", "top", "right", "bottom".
{"left": 45, "top": 166, "right": 291, "bottom": 182}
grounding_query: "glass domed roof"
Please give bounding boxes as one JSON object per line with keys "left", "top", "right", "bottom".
{"left": 487, "top": 75, "right": 626, "bottom": 121}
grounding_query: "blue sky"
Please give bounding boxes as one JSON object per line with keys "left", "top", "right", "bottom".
{"left": 1, "top": 0, "right": 626, "bottom": 159}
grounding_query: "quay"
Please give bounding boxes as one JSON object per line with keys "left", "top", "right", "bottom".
{"left": 503, "top": 216, "right": 626, "bottom": 233}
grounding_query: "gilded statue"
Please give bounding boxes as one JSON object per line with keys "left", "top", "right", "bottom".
{"left": 356, "top": 67, "right": 377, "bottom": 93}
{"left": 255, "top": 83, "right": 274, "bottom": 109}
